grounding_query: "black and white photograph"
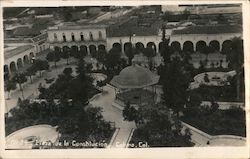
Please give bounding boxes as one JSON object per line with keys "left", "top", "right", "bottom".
{"left": 0, "top": 1, "right": 249, "bottom": 158}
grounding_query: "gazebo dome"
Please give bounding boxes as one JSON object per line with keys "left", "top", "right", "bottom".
{"left": 110, "top": 64, "right": 159, "bottom": 89}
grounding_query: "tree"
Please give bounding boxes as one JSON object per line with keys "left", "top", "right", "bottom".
{"left": 63, "top": 67, "right": 73, "bottom": 77}
{"left": 123, "top": 103, "right": 193, "bottom": 147}
{"left": 5, "top": 80, "right": 17, "bottom": 99}
{"left": 33, "top": 60, "right": 49, "bottom": 77}
{"left": 12, "top": 73, "right": 27, "bottom": 99}
{"left": 96, "top": 49, "right": 107, "bottom": 64}
{"left": 226, "top": 37, "right": 244, "bottom": 100}
{"left": 122, "top": 102, "right": 140, "bottom": 123}
{"left": 61, "top": 50, "right": 70, "bottom": 65}
{"left": 160, "top": 25, "right": 173, "bottom": 63}
{"left": 161, "top": 57, "right": 190, "bottom": 117}
{"left": 103, "top": 47, "right": 122, "bottom": 75}
{"left": 67, "top": 59, "right": 94, "bottom": 105}
{"left": 25, "top": 65, "right": 37, "bottom": 83}
{"left": 142, "top": 47, "right": 156, "bottom": 70}
{"left": 46, "top": 51, "right": 61, "bottom": 68}
{"left": 125, "top": 47, "right": 136, "bottom": 66}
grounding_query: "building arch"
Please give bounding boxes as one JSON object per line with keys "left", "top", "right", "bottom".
{"left": 209, "top": 40, "right": 220, "bottom": 52}
{"left": 23, "top": 55, "right": 29, "bottom": 65}
{"left": 80, "top": 45, "right": 88, "bottom": 56}
{"left": 98, "top": 44, "right": 106, "bottom": 51}
{"left": 54, "top": 46, "right": 61, "bottom": 52}
{"left": 146, "top": 42, "right": 156, "bottom": 52}
{"left": 4, "top": 65, "right": 9, "bottom": 74}
{"left": 29, "top": 52, "right": 35, "bottom": 59}
{"left": 196, "top": 41, "right": 207, "bottom": 53}
{"left": 171, "top": 41, "right": 181, "bottom": 52}
{"left": 62, "top": 46, "right": 70, "bottom": 53}
{"left": 158, "top": 42, "right": 165, "bottom": 53}
{"left": 135, "top": 42, "right": 144, "bottom": 52}
{"left": 89, "top": 45, "right": 97, "bottom": 57}
{"left": 112, "top": 43, "right": 122, "bottom": 52}
{"left": 124, "top": 42, "right": 132, "bottom": 53}
{"left": 183, "top": 41, "right": 194, "bottom": 53}
{"left": 10, "top": 61, "right": 17, "bottom": 72}
{"left": 70, "top": 45, "right": 79, "bottom": 57}
{"left": 17, "top": 58, "right": 23, "bottom": 69}
{"left": 221, "top": 40, "right": 232, "bottom": 54}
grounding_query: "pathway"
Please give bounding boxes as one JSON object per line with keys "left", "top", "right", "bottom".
{"left": 5, "top": 59, "right": 77, "bottom": 114}
{"left": 89, "top": 85, "right": 136, "bottom": 148}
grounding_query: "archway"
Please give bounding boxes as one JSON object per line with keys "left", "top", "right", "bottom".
{"left": 183, "top": 41, "right": 194, "bottom": 53}
{"left": 112, "top": 43, "right": 122, "bottom": 52}
{"left": 124, "top": 42, "right": 132, "bottom": 53}
{"left": 10, "top": 61, "right": 17, "bottom": 72}
{"left": 29, "top": 52, "right": 35, "bottom": 60}
{"left": 89, "top": 45, "right": 97, "bottom": 57}
{"left": 23, "top": 55, "right": 29, "bottom": 65}
{"left": 4, "top": 65, "right": 9, "bottom": 74}
{"left": 62, "top": 46, "right": 70, "bottom": 53}
{"left": 54, "top": 46, "right": 61, "bottom": 52}
{"left": 221, "top": 40, "right": 232, "bottom": 54}
{"left": 146, "top": 42, "right": 156, "bottom": 52}
{"left": 158, "top": 42, "right": 165, "bottom": 53}
{"left": 80, "top": 45, "right": 88, "bottom": 57}
{"left": 135, "top": 42, "right": 144, "bottom": 52}
{"left": 196, "top": 41, "right": 207, "bottom": 53}
{"left": 171, "top": 41, "right": 181, "bottom": 52}
{"left": 70, "top": 45, "right": 79, "bottom": 57}
{"left": 98, "top": 44, "right": 106, "bottom": 51}
{"left": 17, "top": 58, "right": 23, "bottom": 69}
{"left": 209, "top": 40, "right": 220, "bottom": 52}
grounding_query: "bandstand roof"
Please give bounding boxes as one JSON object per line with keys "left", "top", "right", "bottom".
{"left": 110, "top": 64, "right": 159, "bottom": 89}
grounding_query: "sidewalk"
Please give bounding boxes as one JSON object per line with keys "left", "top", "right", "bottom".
{"left": 90, "top": 85, "right": 136, "bottom": 148}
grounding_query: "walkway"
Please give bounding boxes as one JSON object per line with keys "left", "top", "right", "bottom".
{"left": 5, "top": 59, "right": 77, "bottom": 113}
{"left": 89, "top": 85, "right": 136, "bottom": 148}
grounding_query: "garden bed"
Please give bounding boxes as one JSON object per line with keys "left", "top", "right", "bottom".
{"left": 128, "top": 128, "right": 194, "bottom": 147}
{"left": 190, "top": 85, "right": 244, "bottom": 102}
{"left": 181, "top": 108, "right": 246, "bottom": 137}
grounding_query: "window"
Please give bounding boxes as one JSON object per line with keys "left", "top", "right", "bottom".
{"left": 62, "top": 33, "right": 66, "bottom": 42}
{"left": 54, "top": 33, "right": 57, "bottom": 41}
{"left": 71, "top": 33, "right": 75, "bottom": 42}
{"left": 80, "top": 32, "right": 84, "bottom": 41}
{"left": 98, "top": 31, "right": 102, "bottom": 39}
{"left": 89, "top": 32, "right": 93, "bottom": 41}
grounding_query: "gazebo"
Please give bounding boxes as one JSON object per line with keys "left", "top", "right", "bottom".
{"left": 110, "top": 63, "right": 159, "bottom": 110}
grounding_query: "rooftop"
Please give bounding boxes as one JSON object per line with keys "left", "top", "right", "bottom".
{"left": 4, "top": 45, "right": 34, "bottom": 59}
{"left": 13, "top": 27, "right": 41, "bottom": 37}
{"left": 48, "top": 23, "right": 107, "bottom": 31}
{"left": 110, "top": 64, "right": 159, "bottom": 89}
{"left": 172, "top": 25, "right": 242, "bottom": 35}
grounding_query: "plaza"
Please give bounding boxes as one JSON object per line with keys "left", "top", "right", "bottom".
{"left": 3, "top": 5, "right": 246, "bottom": 149}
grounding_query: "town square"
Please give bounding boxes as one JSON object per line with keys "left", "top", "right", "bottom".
{"left": 2, "top": 4, "right": 246, "bottom": 150}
